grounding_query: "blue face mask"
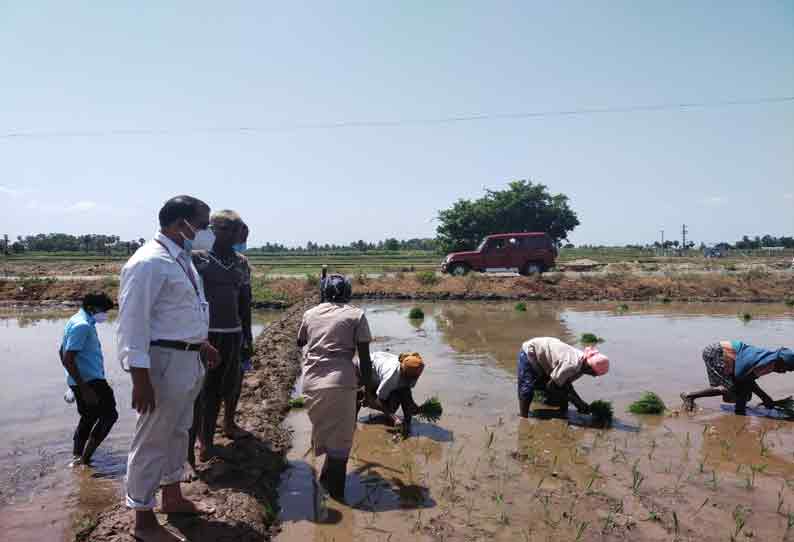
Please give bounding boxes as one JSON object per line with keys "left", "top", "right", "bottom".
{"left": 232, "top": 242, "right": 247, "bottom": 253}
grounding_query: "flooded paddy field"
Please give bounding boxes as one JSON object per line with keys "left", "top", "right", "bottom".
{"left": 1, "top": 301, "right": 793, "bottom": 541}
{"left": 278, "top": 301, "right": 794, "bottom": 542}
{"left": 0, "top": 309, "right": 280, "bottom": 542}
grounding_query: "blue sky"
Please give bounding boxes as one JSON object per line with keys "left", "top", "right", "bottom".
{"left": 1, "top": 2, "right": 792, "bottom": 247}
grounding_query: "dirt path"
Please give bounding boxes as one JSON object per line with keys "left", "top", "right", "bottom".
{"left": 78, "top": 298, "right": 312, "bottom": 542}
{"left": 2, "top": 269, "right": 793, "bottom": 309}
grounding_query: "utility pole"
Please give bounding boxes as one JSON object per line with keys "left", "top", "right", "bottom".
{"left": 682, "top": 224, "right": 688, "bottom": 252}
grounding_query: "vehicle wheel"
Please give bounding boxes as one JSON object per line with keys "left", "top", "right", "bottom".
{"left": 522, "top": 262, "right": 544, "bottom": 275}
{"left": 449, "top": 263, "right": 470, "bottom": 276}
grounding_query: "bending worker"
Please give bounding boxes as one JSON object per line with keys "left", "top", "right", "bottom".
{"left": 518, "top": 337, "right": 610, "bottom": 418}
{"left": 356, "top": 351, "right": 425, "bottom": 436}
{"left": 681, "top": 341, "right": 794, "bottom": 415}
{"left": 297, "top": 274, "right": 373, "bottom": 502}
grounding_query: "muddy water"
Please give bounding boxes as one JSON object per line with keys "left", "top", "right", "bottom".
{"left": 0, "top": 309, "right": 280, "bottom": 542}
{"left": 277, "top": 301, "right": 794, "bottom": 542}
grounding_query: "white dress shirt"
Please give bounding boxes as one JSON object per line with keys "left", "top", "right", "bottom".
{"left": 117, "top": 232, "right": 209, "bottom": 370}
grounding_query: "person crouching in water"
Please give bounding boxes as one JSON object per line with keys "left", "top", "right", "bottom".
{"left": 356, "top": 351, "right": 425, "bottom": 436}
{"left": 60, "top": 292, "right": 119, "bottom": 465}
{"left": 681, "top": 341, "right": 794, "bottom": 415}
{"left": 297, "top": 274, "right": 373, "bottom": 502}
{"left": 518, "top": 337, "right": 609, "bottom": 418}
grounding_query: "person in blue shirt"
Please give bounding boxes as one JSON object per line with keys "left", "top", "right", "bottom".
{"left": 60, "top": 292, "right": 118, "bottom": 465}
{"left": 681, "top": 340, "right": 794, "bottom": 415}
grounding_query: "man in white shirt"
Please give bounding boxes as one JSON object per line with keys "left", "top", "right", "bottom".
{"left": 118, "top": 195, "right": 220, "bottom": 542}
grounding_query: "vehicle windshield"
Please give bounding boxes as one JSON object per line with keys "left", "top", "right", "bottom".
{"left": 476, "top": 239, "right": 488, "bottom": 252}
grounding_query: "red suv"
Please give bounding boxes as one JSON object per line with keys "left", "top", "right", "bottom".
{"left": 440, "top": 232, "right": 557, "bottom": 276}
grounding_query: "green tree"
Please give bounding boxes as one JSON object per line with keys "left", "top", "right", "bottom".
{"left": 436, "top": 180, "right": 579, "bottom": 251}
{"left": 383, "top": 238, "right": 400, "bottom": 251}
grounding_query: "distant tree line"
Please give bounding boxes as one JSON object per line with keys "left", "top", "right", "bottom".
{"left": 256, "top": 238, "right": 439, "bottom": 253}
{"left": 4, "top": 233, "right": 146, "bottom": 254}
{"left": 2, "top": 232, "right": 439, "bottom": 255}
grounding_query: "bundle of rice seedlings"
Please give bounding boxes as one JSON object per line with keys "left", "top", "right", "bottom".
{"left": 628, "top": 392, "right": 667, "bottom": 415}
{"left": 772, "top": 397, "right": 794, "bottom": 419}
{"left": 515, "top": 302, "right": 528, "bottom": 312}
{"left": 590, "top": 400, "right": 614, "bottom": 427}
{"left": 288, "top": 396, "right": 306, "bottom": 409}
{"left": 408, "top": 307, "right": 425, "bottom": 320}
{"left": 416, "top": 396, "right": 443, "bottom": 423}
{"left": 580, "top": 333, "right": 604, "bottom": 345}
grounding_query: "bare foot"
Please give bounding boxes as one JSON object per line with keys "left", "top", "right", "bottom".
{"left": 159, "top": 497, "right": 215, "bottom": 515}
{"left": 132, "top": 523, "right": 187, "bottom": 542}
{"left": 222, "top": 423, "right": 251, "bottom": 440}
{"left": 680, "top": 393, "right": 695, "bottom": 412}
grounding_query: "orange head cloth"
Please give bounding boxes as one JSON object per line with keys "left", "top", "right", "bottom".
{"left": 399, "top": 352, "right": 425, "bottom": 379}
{"left": 583, "top": 346, "right": 610, "bottom": 376}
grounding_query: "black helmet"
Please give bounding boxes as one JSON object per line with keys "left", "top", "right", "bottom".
{"left": 321, "top": 274, "right": 352, "bottom": 303}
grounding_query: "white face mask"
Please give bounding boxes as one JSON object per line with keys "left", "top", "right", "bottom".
{"left": 94, "top": 311, "right": 109, "bottom": 323}
{"left": 182, "top": 220, "right": 216, "bottom": 252}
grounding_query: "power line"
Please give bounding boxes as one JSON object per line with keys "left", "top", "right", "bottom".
{"left": 1, "top": 94, "right": 792, "bottom": 141}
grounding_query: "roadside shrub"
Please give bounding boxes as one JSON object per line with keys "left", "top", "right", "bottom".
{"left": 305, "top": 273, "right": 319, "bottom": 289}
{"left": 415, "top": 270, "right": 439, "bottom": 286}
{"left": 785, "top": 299, "right": 794, "bottom": 308}
{"left": 515, "top": 302, "right": 527, "bottom": 312}
{"left": 628, "top": 392, "right": 666, "bottom": 415}
{"left": 408, "top": 307, "right": 425, "bottom": 320}
{"left": 616, "top": 303, "right": 629, "bottom": 313}
{"left": 580, "top": 333, "right": 604, "bottom": 345}
{"left": 738, "top": 312, "right": 752, "bottom": 323}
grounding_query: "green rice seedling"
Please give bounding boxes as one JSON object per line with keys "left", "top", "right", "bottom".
{"left": 533, "top": 388, "right": 548, "bottom": 404}
{"left": 730, "top": 505, "right": 748, "bottom": 541}
{"left": 738, "top": 312, "right": 752, "bottom": 323}
{"left": 574, "top": 521, "right": 589, "bottom": 541}
{"left": 514, "top": 301, "right": 527, "bottom": 312}
{"left": 590, "top": 400, "right": 614, "bottom": 427}
{"left": 631, "top": 461, "right": 644, "bottom": 494}
{"left": 580, "top": 332, "right": 604, "bottom": 345}
{"left": 693, "top": 497, "right": 709, "bottom": 517}
{"left": 408, "top": 307, "right": 425, "bottom": 320}
{"left": 778, "top": 487, "right": 785, "bottom": 515}
{"left": 628, "top": 392, "right": 667, "bottom": 415}
{"left": 288, "top": 396, "right": 306, "bottom": 409}
{"left": 416, "top": 396, "right": 443, "bottom": 422}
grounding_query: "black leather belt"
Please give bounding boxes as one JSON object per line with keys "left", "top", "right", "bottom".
{"left": 150, "top": 340, "right": 203, "bottom": 351}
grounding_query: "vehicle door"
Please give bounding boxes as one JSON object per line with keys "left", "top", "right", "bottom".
{"left": 483, "top": 238, "right": 509, "bottom": 269}
{"left": 505, "top": 237, "right": 523, "bottom": 270}
{"left": 519, "top": 236, "right": 543, "bottom": 266}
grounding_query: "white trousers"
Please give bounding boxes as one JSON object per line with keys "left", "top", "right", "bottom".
{"left": 125, "top": 346, "right": 205, "bottom": 510}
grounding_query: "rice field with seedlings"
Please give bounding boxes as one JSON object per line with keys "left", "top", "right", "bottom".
{"left": 628, "top": 392, "right": 667, "bottom": 415}
{"left": 274, "top": 301, "right": 794, "bottom": 542}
